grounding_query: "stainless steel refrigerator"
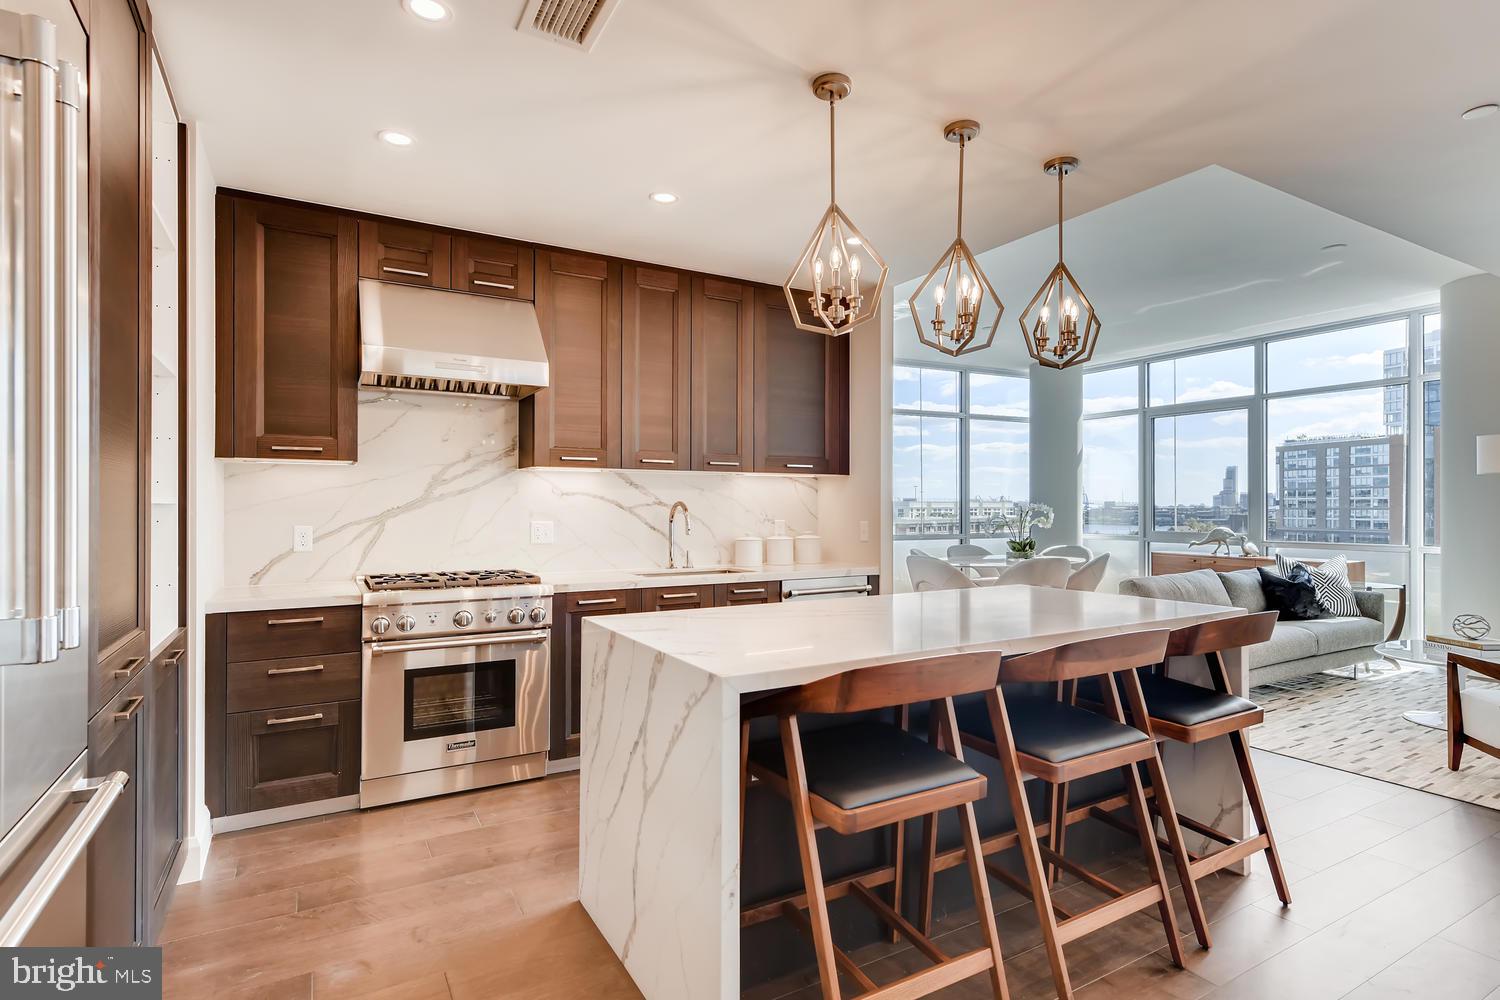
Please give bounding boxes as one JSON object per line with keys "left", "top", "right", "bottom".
{"left": 0, "top": 8, "right": 126, "bottom": 947}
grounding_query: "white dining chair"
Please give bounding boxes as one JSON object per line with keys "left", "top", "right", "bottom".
{"left": 907, "top": 552, "right": 978, "bottom": 593}
{"left": 1065, "top": 552, "right": 1111, "bottom": 592}
{"left": 1040, "top": 544, "right": 1094, "bottom": 561}
{"left": 991, "top": 556, "right": 1073, "bottom": 589}
{"left": 947, "top": 543, "right": 1003, "bottom": 579}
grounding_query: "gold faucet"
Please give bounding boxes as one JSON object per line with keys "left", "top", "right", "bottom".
{"left": 668, "top": 501, "right": 692, "bottom": 569}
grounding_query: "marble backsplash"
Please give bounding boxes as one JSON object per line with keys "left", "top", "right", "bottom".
{"left": 221, "top": 391, "right": 821, "bottom": 586}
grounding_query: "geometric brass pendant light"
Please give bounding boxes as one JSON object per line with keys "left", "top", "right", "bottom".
{"left": 783, "top": 72, "right": 888, "bottom": 336}
{"left": 1019, "top": 155, "right": 1101, "bottom": 369}
{"left": 908, "top": 120, "right": 1002, "bottom": 357}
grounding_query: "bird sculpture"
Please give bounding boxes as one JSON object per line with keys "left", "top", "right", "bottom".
{"left": 1188, "top": 527, "right": 1245, "bottom": 556}
{"left": 1239, "top": 537, "right": 1260, "bottom": 556}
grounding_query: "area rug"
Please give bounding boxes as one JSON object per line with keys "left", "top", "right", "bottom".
{"left": 1252, "top": 660, "right": 1500, "bottom": 809}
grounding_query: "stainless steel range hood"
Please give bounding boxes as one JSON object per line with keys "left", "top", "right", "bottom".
{"left": 359, "top": 279, "right": 549, "bottom": 398}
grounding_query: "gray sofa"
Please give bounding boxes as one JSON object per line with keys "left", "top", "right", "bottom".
{"left": 1120, "top": 568, "right": 1386, "bottom": 686}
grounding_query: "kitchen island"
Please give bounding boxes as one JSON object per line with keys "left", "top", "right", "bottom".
{"left": 578, "top": 585, "right": 1249, "bottom": 1000}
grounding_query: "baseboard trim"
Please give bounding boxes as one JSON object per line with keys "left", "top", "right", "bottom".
{"left": 210, "top": 794, "right": 359, "bottom": 834}
{"left": 176, "top": 804, "right": 215, "bottom": 884}
{"left": 546, "top": 756, "right": 580, "bottom": 775}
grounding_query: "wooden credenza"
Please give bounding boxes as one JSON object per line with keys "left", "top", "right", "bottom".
{"left": 1150, "top": 551, "right": 1367, "bottom": 586}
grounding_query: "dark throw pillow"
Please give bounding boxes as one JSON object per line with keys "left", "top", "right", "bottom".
{"left": 1258, "top": 565, "right": 1321, "bottom": 621}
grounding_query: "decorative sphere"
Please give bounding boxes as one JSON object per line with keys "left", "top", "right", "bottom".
{"left": 1453, "top": 614, "right": 1492, "bottom": 641}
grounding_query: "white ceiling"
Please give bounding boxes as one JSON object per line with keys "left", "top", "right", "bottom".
{"left": 895, "top": 165, "right": 1477, "bottom": 367}
{"left": 152, "top": 0, "right": 1500, "bottom": 297}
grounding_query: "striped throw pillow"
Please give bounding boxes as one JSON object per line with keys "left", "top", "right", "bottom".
{"left": 1276, "top": 553, "right": 1359, "bottom": 617}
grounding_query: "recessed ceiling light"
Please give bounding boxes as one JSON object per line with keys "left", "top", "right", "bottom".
{"left": 402, "top": 0, "right": 451, "bottom": 22}
{"left": 1320, "top": 242, "right": 1348, "bottom": 252}
{"left": 648, "top": 192, "right": 678, "bottom": 204}
{"left": 1461, "top": 103, "right": 1499, "bottom": 121}
{"left": 378, "top": 129, "right": 415, "bottom": 147}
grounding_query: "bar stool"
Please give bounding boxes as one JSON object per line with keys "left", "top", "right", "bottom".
{"left": 1098, "top": 611, "right": 1292, "bottom": 907}
{"left": 925, "top": 630, "right": 1204, "bottom": 1000}
{"left": 739, "top": 652, "right": 1010, "bottom": 1000}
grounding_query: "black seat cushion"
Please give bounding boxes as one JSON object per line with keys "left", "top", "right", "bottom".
{"left": 955, "top": 693, "right": 1148, "bottom": 764}
{"left": 1138, "top": 673, "right": 1258, "bottom": 727}
{"left": 749, "top": 720, "right": 981, "bottom": 810}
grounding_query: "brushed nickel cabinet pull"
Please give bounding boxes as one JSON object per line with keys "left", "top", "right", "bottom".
{"left": 557, "top": 456, "right": 599, "bottom": 463}
{"left": 112, "top": 657, "right": 143, "bottom": 679}
{"left": 266, "top": 616, "right": 324, "bottom": 627}
{"left": 267, "top": 663, "right": 325, "bottom": 676}
{"left": 639, "top": 458, "right": 675, "bottom": 465}
{"left": 382, "top": 265, "right": 430, "bottom": 278}
{"left": 266, "top": 712, "right": 324, "bottom": 727}
{"left": 660, "top": 592, "right": 697, "bottom": 600}
{"left": 111, "top": 696, "right": 145, "bottom": 723}
{"left": 162, "top": 650, "right": 185, "bottom": 667}
{"left": 269, "top": 445, "right": 324, "bottom": 453}
{"left": 472, "top": 279, "right": 515, "bottom": 290}
{"left": 785, "top": 463, "right": 815, "bottom": 470}
{"left": 575, "top": 598, "right": 617, "bottom": 606}
{"left": 707, "top": 461, "right": 740, "bottom": 467}
{"left": 730, "top": 588, "right": 766, "bottom": 595}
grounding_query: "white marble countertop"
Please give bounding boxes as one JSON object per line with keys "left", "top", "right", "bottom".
{"left": 588, "top": 585, "right": 1243, "bottom": 693}
{"left": 207, "top": 563, "right": 877, "bottom": 613}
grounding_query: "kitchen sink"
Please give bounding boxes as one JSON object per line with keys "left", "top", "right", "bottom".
{"left": 634, "top": 567, "right": 747, "bottom": 578}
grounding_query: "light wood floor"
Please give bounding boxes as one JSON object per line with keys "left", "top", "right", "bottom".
{"left": 164, "top": 751, "right": 1500, "bottom": 999}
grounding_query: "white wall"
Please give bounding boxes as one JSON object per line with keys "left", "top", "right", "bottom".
{"left": 179, "top": 124, "right": 222, "bottom": 883}
{"left": 1439, "top": 274, "right": 1500, "bottom": 632}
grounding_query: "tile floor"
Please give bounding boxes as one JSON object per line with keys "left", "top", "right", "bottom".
{"left": 162, "top": 750, "right": 1500, "bottom": 999}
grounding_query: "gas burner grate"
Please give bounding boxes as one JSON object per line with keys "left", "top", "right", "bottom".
{"left": 363, "top": 570, "right": 542, "bottom": 592}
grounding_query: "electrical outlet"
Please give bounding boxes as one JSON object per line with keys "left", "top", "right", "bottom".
{"left": 858, "top": 520, "right": 870, "bottom": 542}
{"left": 530, "top": 520, "right": 555, "bottom": 544}
{"left": 293, "top": 525, "right": 314, "bottom": 552}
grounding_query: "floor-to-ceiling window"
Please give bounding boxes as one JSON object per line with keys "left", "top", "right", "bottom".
{"left": 892, "top": 363, "right": 1028, "bottom": 587}
{"left": 1079, "top": 307, "right": 1440, "bottom": 634}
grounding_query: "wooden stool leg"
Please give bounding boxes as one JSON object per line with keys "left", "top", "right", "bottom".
{"left": 918, "top": 705, "right": 943, "bottom": 935}
{"left": 957, "top": 800, "right": 1011, "bottom": 1000}
{"left": 1121, "top": 763, "right": 1184, "bottom": 968}
{"left": 780, "top": 716, "right": 842, "bottom": 1000}
{"left": 987, "top": 690, "right": 1073, "bottom": 999}
{"left": 740, "top": 718, "right": 751, "bottom": 854}
{"left": 890, "top": 818, "right": 906, "bottom": 944}
{"left": 1047, "top": 781, "right": 1070, "bottom": 886}
{"left": 1230, "top": 730, "right": 1292, "bottom": 906}
{"left": 1141, "top": 750, "right": 1211, "bottom": 949}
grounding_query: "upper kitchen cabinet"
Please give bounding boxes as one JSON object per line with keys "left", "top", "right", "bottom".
{"left": 357, "top": 219, "right": 451, "bottom": 289}
{"left": 752, "top": 288, "right": 850, "bottom": 474}
{"left": 520, "top": 250, "right": 621, "bottom": 468}
{"left": 690, "top": 277, "right": 754, "bottom": 471}
{"left": 453, "top": 234, "right": 534, "bottom": 300}
{"left": 621, "top": 265, "right": 690, "bottom": 469}
{"left": 216, "top": 194, "right": 359, "bottom": 462}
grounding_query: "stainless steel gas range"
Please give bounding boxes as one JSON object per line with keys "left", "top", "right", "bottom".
{"left": 359, "top": 570, "right": 551, "bottom": 808}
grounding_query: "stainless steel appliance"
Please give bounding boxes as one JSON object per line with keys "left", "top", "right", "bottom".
{"left": 359, "top": 571, "right": 552, "bottom": 808}
{"left": 0, "top": 9, "right": 123, "bottom": 946}
{"left": 780, "top": 575, "right": 874, "bottom": 601}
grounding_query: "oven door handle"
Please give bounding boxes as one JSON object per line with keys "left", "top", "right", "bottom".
{"left": 368, "top": 631, "right": 549, "bottom": 654}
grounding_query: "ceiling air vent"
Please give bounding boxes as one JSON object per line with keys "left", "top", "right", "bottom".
{"left": 516, "top": 0, "right": 623, "bottom": 52}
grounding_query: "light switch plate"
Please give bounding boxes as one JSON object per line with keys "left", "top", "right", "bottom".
{"left": 530, "top": 520, "right": 555, "bottom": 544}
{"left": 293, "top": 525, "right": 314, "bottom": 552}
{"left": 858, "top": 520, "right": 870, "bottom": 542}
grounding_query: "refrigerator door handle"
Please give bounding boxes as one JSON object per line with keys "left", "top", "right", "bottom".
{"left": 55, "top": 61, "right": 81, "bottom": 650}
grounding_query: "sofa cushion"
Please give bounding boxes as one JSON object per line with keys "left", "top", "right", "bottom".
{"left": 1219, "top": 569, "right": 1269, "bottom": 613}
{"left": 1248, "top": 623, "right": 1320, "bottom": 669}
{"left": 1258, "top": 566, "right": 1322, "bottom": 621}
{"left": 1119, "top": 569, "right": 1232, "bottom": 607}
{"left": 1459, "top": 686, "right": 1500, "bottom": 746}
{"left": 1295, "top": 615, "right": 1383, "bottom": 656}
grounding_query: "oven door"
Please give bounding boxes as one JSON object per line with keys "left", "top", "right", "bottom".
{"left": 361, "top": 630, "right": 549, "bottom": 781}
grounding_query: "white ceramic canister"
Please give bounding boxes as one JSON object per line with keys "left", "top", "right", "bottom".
{"left": 764, "top": 535, "right": 795, "bottom": 566}
{"left": 732, "top": 536, "right": 765, "bottom": 568}
{"left": 794, "top": 534, "right": 822, "bottom": 564}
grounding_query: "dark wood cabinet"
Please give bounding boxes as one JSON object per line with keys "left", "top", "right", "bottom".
{"left": 87, "top": 669, "right": 147, "bottom": 947}
{"left": 622, "top": 265, "right": 691, "bottom": 469}
{"left": 642, "top": 586, "right": 720, "bottom": 613}
{"left": 716, "top": 582, "right": 780, "bottom": 607}
{"left": 145, "top": 630, "right": 185, "bottom": 945}
{"left": 224, "top": 605, "right": 363, "bottom": 662}
{"left": 521, "top": 250, "right": 622, "bottom": 468}
{"left": 691, "top": 277, "right": 755, "bottom": 471}
{"left": 358, "top": 219, "right": 451, "bottom": 288}
{"left": 551, "top": 590, "right": 640, "bottom": 760}
{"left": 226, "top": 700, "right": 359, "bottom": 815}
{"left": 453, "top": 234, "right": 534, "bottom": 300}
{"left": 217, "top": 195, "right": 358, "bottom": 461}
{"left": 226, "top": 651, "right": 361, "bottom": 714}
{"left": 753, "top": 288, "right": 849, "bottom": 475}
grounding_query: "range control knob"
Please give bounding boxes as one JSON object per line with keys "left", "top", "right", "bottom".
{"left": 507, "top": 607, "right": 526, "bottom": 625}
{"left": 484, "top": 609, "right": 500, "bottom": 624}
{"left": 453, "top": 610, "right": 474, "bottom": 628}
{"left": 370, "top": 615, "right": 392, "bottom": 636}
{"left": 395, "top": 614, "right": 417, "bottom": 633}
{"left": 529, "top": 605, "right": 547, "bottom": 623}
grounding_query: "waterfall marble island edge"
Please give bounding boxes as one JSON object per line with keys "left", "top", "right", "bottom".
{"left": 576, "top": 587, "right": 1251, "bottom": 1000}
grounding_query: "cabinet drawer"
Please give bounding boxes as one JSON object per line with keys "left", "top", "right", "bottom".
{"left": 643, "top": 586, "right": 718, "bottom": 612}
{"left": 563, "top": 590, "right": 638, "bottom": 614}
{"left": 453, "top": 235, "right": 533, "bottom": 300}
{"left": 226, "top": 605, "right": 361, "bottom": 662}
{"left": 227, "top": 651, "right": 361, "bottom": 713}
{"left": 226, "top": 700, "right": 359, "bottom": 815}
{"left": 716, "top": 582, "right": 780, "bottom": 606}
{"left": 358, "top": 220, "right": 451, "bottom": 288}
